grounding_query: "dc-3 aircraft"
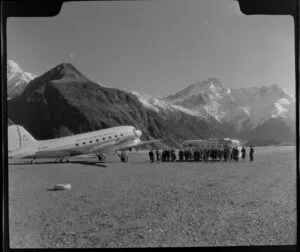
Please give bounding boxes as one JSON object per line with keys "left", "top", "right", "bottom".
{"left": 8, "top": 125, "right": 163, "bottom": 164}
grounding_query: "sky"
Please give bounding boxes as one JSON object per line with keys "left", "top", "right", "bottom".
{"left": 7, "top": 0, "right": 295, "bottom": 96}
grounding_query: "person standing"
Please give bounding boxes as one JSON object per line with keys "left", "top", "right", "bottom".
{"left": 199, "top": 148, "right": 203, "bottom": 161}
{"left": 225, "top": 145, "right": 230, "bottom": 162}
{"left": 149, "top": 149, "right": 154, "bottom": 163}
{"left": 249, "top": 146, "right": 254, "bottom": 162}
{"left": 163, "top": 149, "right": 167, "bottom": 162}
{"left": 188, "top": 149, "right": 192, "bottom": 161}
{"left": 179, "top": 149, "right": 183, "bottom": 161}
{"left": 218, "top": 147, "right": 222, "bottom": 161}
{"left": 156, "top": 149, "right": 160, "bottom": 161}
{"left": 183, "top": 150, "right": 188, "bottom": 161}
{"left": 241, "top": 146, "right": 246, "bottom": 161}
{"left": 223, "top": 145, "right": 227, "bottom": 162}
{"left": 193, "top": 149, "right": 198, "bottom": 162}
{"left": 236, "top": 147, "right": 239, "bottom": 161}
{"left": 205, "top": 147, "right": 210, "bottom": 162}
{"left": 171, "top": 149, "right": 176, "bottom": 162}
{"left": 166, "top": 149, "right": 170, "bottom": 162}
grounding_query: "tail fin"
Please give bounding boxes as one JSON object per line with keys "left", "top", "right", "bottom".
{"left": 8, "top": 125, "right": 37, "bottom": 152}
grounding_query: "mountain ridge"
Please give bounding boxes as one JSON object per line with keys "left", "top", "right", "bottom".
{"left": 7, "top": 61, "right": 295, "bottom": 145}
{"left": 136, "top": 78, "right": 295, "bottom": 132}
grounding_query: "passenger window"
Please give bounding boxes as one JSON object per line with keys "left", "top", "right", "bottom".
{"left": 83, "top": 142, "right": 86, "bottom": 145}
{"left": 121, "top": 133, "right": 123, "bottom": 136}
{"left": 115, "top": 135, "right": 118, "bottom": 138}
{"left": 103, "top": 138, "right": 105, "bottom": 140}
{"left": 109, "top": 136, "right": 112, "bottom": 139}
{"left": 96, "top": 139, "right": 99, "bottom": 142}
{"left": 90, "top": 140, "right": 93, "bottom": 143}
{"left": 76, "top": 143, "right": 79, "bottom": 146}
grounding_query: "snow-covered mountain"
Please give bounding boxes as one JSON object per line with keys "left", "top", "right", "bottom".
{"left": 7, "top": 60, "right": 37, "bottom": 99}
{"left": 132, "top": 78, "right": 295, "bottom": 132}
{"left": 131, "top": 78, "right": 295, "bottom": 142}
{"left": 165, "top": 78, "right": 241, "bottom": 124}
{"left": 230, "top": 85, "right": 295, "bottom": 128}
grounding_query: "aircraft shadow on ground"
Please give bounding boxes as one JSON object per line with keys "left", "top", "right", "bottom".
{"left": 9, "top": 160, "right": 107, "bottom": 167}
{"left": 74, "top": 160, "right": 107, "bottom": 167}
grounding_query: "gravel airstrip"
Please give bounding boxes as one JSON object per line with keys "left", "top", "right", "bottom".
{"left": 8, "top": 146, "right": 296, "bottom": 248}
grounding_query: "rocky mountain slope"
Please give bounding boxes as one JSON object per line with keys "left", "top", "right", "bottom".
{"left": 7, "top": 60, "right": 37, "bottom": 99}
{"left": 7, "top": 63, "right": 233, "bottom": 147}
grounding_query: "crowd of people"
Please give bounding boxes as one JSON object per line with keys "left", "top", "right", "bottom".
{"left": 148, "top": 149, "right": 177, "bottom": 162}
{"left": 148, "top": 145, "right": 254, "bottom": 163}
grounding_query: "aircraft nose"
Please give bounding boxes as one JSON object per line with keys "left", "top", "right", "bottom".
{"left": 134, "top": 129, "right": 142, "bottom": 138}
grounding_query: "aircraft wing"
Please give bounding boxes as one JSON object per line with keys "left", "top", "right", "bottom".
{"left": 116, "top": 139, "right": 165, "bottom": 151}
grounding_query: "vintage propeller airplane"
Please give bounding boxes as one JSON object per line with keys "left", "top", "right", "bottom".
{"left": 8, "top": 125, "right": 163, "bottom": 164}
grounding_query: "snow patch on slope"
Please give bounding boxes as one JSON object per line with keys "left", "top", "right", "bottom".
{"left": 131, "top": 91, "right": 206, "bottom": 118}
{"left": 7, "top": 60, "right": 37, "bottom": 99}
{"left": 96, "top": 82, "right": 108, "bottom": 88}
{"left": 132, "top": 91, "right": 160, "bottom": 112}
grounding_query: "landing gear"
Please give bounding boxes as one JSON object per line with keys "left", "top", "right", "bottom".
{"left": 121, "top": 155, "right": 128, "bottom": 162}
{"left": 54, "top": 156, "right": 69, "bottom": 163}
{"left": 31, "top": 157, "right": 37, "bottom": 164}
{"left": 116, "top": 150, "right": 128, "bottom": 163}
{"left": 96, "top": 153, "right": 106, "bottom": 162}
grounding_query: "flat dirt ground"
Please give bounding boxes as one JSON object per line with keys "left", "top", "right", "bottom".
{"left": 8, "top": 146, "right": 296, "bottom": 248}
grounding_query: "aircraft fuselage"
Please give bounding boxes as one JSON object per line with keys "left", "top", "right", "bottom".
{"left": 10, "top": 126, "right": 139, "bottom": 159}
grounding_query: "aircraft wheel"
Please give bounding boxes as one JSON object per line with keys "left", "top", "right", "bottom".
{"left": 97, "top": 154, "right": 105, "bottom": 162}
{"left": 121, "top": 156, "right": 128, "bottom": 162}
{"left": 31, "top": 158, "right": 37, "bottom": 164}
